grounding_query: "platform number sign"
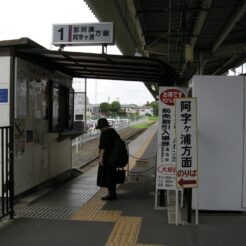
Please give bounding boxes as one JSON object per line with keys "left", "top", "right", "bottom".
{"left": 52, "top": 22, "right": 114, "bottom": 46}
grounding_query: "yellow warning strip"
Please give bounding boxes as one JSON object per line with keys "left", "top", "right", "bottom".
{"left": 136, "top": 245, "right": 165, "bottom": 246}
{"left": 71, "top": 189, "right": 106, "bottom": 221}
{"left": 106, "top": 216, "right": 142, "bottom": 245}
{"left": 71, "top": 188, "right": 164, "bottom": 245}
{"left": 94, "top": 210, "right": 122, "bottom": 222}
{"left": 71, "top": 124, "right": 163, "bottom": 245}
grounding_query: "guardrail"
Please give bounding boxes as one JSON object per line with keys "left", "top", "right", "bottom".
{"left": 0, "top": 126, "right": 14, "bottom": 219}
{"left": 72, "top": 119, "right": 144, "bottom": 153}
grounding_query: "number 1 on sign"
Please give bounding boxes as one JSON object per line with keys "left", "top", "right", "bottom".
{"left": 58, "top": 28, "right": 64, "bottom": 40}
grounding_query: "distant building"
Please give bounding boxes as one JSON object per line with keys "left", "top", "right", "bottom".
{"left": 121, "top": 104, "right": 153, "bottom": 116}
{"left": 138, "top": 106, "right": 153, "bottom": 116}
{"left": 83, "top": 102, "right": 153, "bottom": 119}
{"left": 121, "top": 104, "right": 138, "bottom": 114}
{"left": 87, "top": 103, "right": 100, "bottom": 119}
{"left": 74, "top": 92, "right": 87, "bottom": 121}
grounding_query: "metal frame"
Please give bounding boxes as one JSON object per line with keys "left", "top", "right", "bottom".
{"left": 0, "top": 126, "right": 14, "bottom": 219}
{"left": 84, "top": 0, "right": 246, "bottom": 87}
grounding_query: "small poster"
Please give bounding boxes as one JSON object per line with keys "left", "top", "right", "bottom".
{"left": 16, "top": 64, "right": 28, "bottom": 117}
{"left": 14, "top": 119, "right": 25, "bottom": 159}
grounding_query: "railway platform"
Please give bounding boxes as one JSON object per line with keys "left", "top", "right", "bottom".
{"left": 0, "top": 123, "right": 246, "bottom": 246}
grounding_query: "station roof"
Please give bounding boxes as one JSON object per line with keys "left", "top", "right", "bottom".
{"left": 84, "top": 0, "right": 246, "bottom": 93}
{"left": 0, "top": 38, "right": 179, "bottom": 99}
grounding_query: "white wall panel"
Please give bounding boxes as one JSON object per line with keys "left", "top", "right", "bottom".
{"left": 192, "top": 75, "right": 244, "bottom": 210}
{"left": 14, "top": 58, "right": 73, "bottom": 195}
{"left": 243, "top": 76, "right": 246, "bottom": 208}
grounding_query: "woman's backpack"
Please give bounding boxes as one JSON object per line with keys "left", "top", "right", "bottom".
{"left": 108, "top": 137, "right": 129, "bottom": 168}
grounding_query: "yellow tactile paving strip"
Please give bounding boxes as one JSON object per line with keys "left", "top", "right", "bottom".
{"left": 136, "top": 245, "right": 164, "bottom": 246}
{"left": 106, "top": 216, "right": 142, "bottom": 245}
{"left": 71, "top": 125, "right": 164, "bottom": 245}
{"left": 71, "top": 189, "right": 164, "bottom": 245}
{"left": 71, "top": 189, "right": 107, "bottom": 221}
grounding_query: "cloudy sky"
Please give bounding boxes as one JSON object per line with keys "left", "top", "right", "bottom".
{"left": 0, "top": 0, "right": 154, "bottom": 105}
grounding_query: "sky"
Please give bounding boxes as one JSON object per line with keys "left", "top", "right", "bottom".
{"left": 0, "top": 0, "right": 154, "bottom": 105}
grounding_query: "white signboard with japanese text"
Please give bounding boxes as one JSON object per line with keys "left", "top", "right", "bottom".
{"left": 52, "top": 22, "right": 114, "bottom": 46}
{"left": 176, "top": 98, "right": 198, "bottom": 188}
{"left": 156, "top": 87, "right": 187, "bottom": 190}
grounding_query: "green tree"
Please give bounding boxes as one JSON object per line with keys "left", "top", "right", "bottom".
{"left": 100, "top": 102, "right": 111, "bottom": 113}
{"left": 150, "top": 101, "right": 159, "bottom": 116}
{"left": 110, "top": 101, "right": 121, "bottom": 113}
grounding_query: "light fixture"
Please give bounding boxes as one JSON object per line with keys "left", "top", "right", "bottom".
{"left": 151, "top": 84, "right": 156, "bottom": 91}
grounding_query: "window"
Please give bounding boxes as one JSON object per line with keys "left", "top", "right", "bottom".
{"left": 75, "top": 114, "right": 83, "bottom": 121}
{"left": 49, "top": 80, "right": 74, "bottom": 132}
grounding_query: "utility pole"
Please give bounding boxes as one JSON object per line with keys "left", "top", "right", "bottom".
{"left": 95, "top": 79, "right": 97, "bottom": 104}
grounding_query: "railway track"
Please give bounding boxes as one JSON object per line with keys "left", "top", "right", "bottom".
{"left": 72, "top": 127, "right": 148, "bottom": 172}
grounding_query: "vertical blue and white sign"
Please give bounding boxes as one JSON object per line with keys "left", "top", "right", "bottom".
{"left": 176, "top": 98, "right": 198, "bottom": 188}
{"left": 0, "top": 88, "right": 8, "bottom": 103}
{"left": 156, "top": 87, "right": 187, "bottom": 190}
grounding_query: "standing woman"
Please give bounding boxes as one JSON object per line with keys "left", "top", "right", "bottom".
{"left": 96, "top": 118, "right": 119, "bottom": 200}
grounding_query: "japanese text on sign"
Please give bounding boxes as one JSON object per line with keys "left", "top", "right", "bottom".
{"left": 176, "top": 98, "right": 198, "bottom": 188}
{"left": 156, "top": 87, "right": 187, "bottom": 190}
{"left": 52, "top": 22, "right": 114, "bottom": 46}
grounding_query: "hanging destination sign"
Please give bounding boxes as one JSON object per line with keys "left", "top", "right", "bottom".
{"left": 52, "top": 22, "right": 114, "bottom": 46}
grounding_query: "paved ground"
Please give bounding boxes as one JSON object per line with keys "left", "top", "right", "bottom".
{"left": 1, "top": 123, "right": 246, "bottom": 246}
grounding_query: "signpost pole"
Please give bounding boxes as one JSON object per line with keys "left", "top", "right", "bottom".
{"left": 102, "top": 44, "right": 108, "bottom": 54}
{"left": 175, "top": 189, "right": 179, "bottom": 225}
{"left": 186, "top": 188, "right": 192, "bottom": 223}
{"left": 180, "top": 189, "right": 184, "bottom": 208}
{"left": 159, "top": 190, "right": 165, "bottom": 207}
{"left": 58, "top": 45, "right": 65, "bottom": 51}
{"left": 195, "top": 188, "right": 199, "bottom": 224}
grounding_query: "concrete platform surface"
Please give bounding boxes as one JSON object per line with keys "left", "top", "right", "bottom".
{"left": 1, "top": 123, "right": 246, "bottom": 246}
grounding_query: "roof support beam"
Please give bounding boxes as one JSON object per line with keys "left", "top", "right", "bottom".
{"left": 212, "top": 0, "right": 246, "bottom": 52}
{"left": 181, "top": 0, "right": 213, "bottom": 77}
{"left": 213, "top": 43, "right": 246, "bottom": 57}
{"left": 126, "top": 0, "right": 148, "bottom": 56}
{"left": 212, "top": 55, "right": 237, "bottom": 75}
{"left": 190, "top": 0, "right": 213, "bottom": 48}
{"left": 202, "top": 43, "right": 246, "bottom": 59}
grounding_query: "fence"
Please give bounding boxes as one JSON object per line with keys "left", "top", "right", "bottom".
{"left": 71, "top": 119, "right": 143, "bottom": 153}
{"left": 0, "top": 126, "right": 14, "bottom": 219}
